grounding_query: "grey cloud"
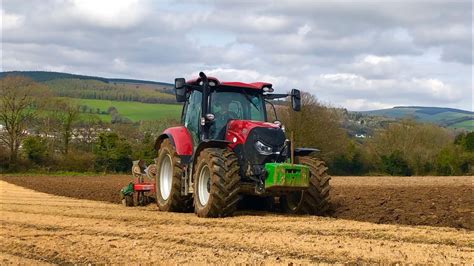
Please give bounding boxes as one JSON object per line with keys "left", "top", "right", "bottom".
{"left": 1, "top": 0, "right": 472, "bottom": 110}
{"left": 440, "top": 44, "right": 473, "bottom": 65}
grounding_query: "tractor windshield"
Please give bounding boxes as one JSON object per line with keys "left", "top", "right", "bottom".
{"left": 209, "top": 90, "right": 265, "bottom": 139}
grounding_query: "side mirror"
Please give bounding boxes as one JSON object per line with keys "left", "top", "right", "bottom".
{"left": 291, "top": 89, "right": 301, "bottom": 111}
{"left": 175, "top": 78, "right": 186, "bottom": 102}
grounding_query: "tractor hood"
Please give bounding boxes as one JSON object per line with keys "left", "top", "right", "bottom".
{"left": 225, "top": 120, "right": 281, "bottom": 148}
{"left": 225, "top": 120, "right": 288, "bottom": 176}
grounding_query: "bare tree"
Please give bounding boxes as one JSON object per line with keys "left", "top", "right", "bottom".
{"left": 52, "top": 99, "right": 80, "bottom": 154}
{"left": 369, "top": 119, "right": 452, "bottom": 175}
{"left": 280, "top": 92, "right": 349, "bottom": 161}
{"left": 0, "top": 76, "right": 40, "bottom": 165}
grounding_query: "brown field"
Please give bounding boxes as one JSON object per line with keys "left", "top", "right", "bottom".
{"left": 1, "top": 175, "right": 472, "bottom": 229}
{"left": 0, "top": 175, "right": 472, "bottom": 264}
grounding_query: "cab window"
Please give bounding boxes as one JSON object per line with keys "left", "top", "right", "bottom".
{"left": 183, "top": 90, "right": 202, "bottom": 146}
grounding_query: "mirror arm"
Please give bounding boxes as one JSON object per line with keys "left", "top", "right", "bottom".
{"left": 264, "top": 93, "right": 289, "bottom": 100}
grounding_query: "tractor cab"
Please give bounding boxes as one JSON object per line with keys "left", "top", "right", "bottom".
{"left": 175, "top": 72, "right": 301, "bottom": 146}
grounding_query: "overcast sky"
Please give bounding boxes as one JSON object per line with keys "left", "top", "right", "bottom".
{"left": 1, "top": 0, "right": 472, "bottom": 111}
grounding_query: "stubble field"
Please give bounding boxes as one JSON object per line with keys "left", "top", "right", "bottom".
{"left": 0, "top": 175, "right": 472, "bottom": 264}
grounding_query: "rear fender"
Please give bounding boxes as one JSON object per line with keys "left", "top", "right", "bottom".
{"left": 294, "top": 148, "right": 320, "bottom": 157}
{"left": 155, "top": 126, "right": 193, "bottom": 164}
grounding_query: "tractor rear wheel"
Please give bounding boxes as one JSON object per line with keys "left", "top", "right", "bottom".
{"left": 280, "top": 157, "right": 331, "bottom": 215}
{"left": 193, "top": 148, "right": 240, "bottom": 218}
{"left": 155, "top": 139, "right": 192, "bottom": 212}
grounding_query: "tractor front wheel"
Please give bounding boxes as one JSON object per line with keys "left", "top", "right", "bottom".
{"left": 155, "top": 139, "right": 192, "bottom": 212}
{"left": 193, "top": 148, "right": 240, "bottom": 218}
{"left": 280, "top": 157, "right": 331, "bottom": 215}
{"left": 280, "top": 192, "right": 303, "bottom": 213}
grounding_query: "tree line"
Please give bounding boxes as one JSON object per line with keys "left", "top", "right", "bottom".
{"left": 1, "top": 76, "right": 472, "bottom": 175}
{"left": 45, "top": 78, "right": 176, "bottom": 104}
{"left": 0, "top": 76, "right": 176, "bottom": 172}
{"left": 281, "top": 93, "right": 473, "bottom": 176}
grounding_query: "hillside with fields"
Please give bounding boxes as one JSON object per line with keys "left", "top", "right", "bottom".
{"left": 0, "top": 71, "right": 173, "bottom": 87}
{"left": 358, "top": 106, "right": 473, "bottom": 131}
{"left": 0, "top": 71, "right": 175, "bottom": 104}
{"left": 1, "top": 71, "right": 182, "bottom": 123}
{"left": 1, "top": 71, "right": 472, "bottom": 131}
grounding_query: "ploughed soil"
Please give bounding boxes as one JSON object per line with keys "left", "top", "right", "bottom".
{"left": 1, "top": 181, "right": 473, "bottom": 264}
{"left": 0, "top": 175, "right": 472, "bottom": 230}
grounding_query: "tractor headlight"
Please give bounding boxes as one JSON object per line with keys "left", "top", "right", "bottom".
{"left": 255, "top": 140, "right": 273, "bottom": 155}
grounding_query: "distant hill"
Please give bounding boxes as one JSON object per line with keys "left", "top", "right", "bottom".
{"left": 0, "top": 71, "right": 173, "bottom": 87}
{"left": 358, "top": 106, "right": 473, "bottom": 131}
{"left": 0, "top": 71, "right": 176, "bottom": 104}
{"left": 2, "top": 71, "right": 472, "bottom": 131}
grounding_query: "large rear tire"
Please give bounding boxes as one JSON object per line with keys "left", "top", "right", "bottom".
{"left": 155, "top": 139, "right": 192, "bottom": 212}
{"left": 280, "top": 157, "right": 331, "bottom": 215}
{"left": 193, "top": 148, "right": 240, "bottom": 218}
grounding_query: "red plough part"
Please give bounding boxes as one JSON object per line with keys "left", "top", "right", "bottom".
{"left": 120, "top": 160, "right": 156, "bottom": 207}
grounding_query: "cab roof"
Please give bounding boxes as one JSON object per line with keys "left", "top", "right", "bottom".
{"left": 186, "top": 77, "right": 272, "bottom": 91}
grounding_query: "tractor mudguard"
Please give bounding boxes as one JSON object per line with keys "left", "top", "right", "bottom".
{"left": 155, "top": 126, "right": 194, "bottom": 164}
{"left": 294, "top": 148, "right": 320, "bottom": 157}
{"left": 193, "top": 140, "right": 230, "bottom": 161}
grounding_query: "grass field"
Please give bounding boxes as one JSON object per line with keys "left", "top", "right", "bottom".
{"left": 75, "top": 99, "right": 182, "bottom": 122}
{"left": 449, "top": 120, "right": 474, "bottom": 131}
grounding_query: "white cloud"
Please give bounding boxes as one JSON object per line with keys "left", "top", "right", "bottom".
{"left": 297, "top": 24, "right": 311, "bottom": 36}
{"left": 112, "top": 58, "right": 127, "bottom": 72}
{"left": 212, "top": 14, "right": 292, "bottom": 33}
{"left": 249, "top": 15, "right": 290, "bottom": 32}
{"left": 340, "top": 55, "right": 401, "bottom": 79}
{"left": 313, "top": 73, "right": 463, "bottom": 104}
{"left": 58, "top": 47, "right": 100, "bottom": 63}
{"left": 343, "top": 99, "right": 393, "bottom": 111}
{"left": 363, "top": 55, "right": 393, "bottom": 65}
{"left": 67, "top": 0, "right": 148, "bottom": 28}
{"left": 412, "top": 78, "right": 461, "bottom": 101}
{"left": 0, "top": 9, "right": 25, "bottom": 30}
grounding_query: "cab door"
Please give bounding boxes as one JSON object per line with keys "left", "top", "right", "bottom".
{"left": 182, "top": 90, "right": 202, "bottom": 147}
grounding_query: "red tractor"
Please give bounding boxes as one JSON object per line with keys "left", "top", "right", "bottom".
{"left": 153, "top": 72, "right": 330, "bottom": 217}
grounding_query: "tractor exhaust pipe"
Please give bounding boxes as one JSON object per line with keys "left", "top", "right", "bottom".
{"left": 199, "top": 72, "right": 210, "bottom": 140}
{"left": 199, "top": 71, "right": 208, "bottom": 84}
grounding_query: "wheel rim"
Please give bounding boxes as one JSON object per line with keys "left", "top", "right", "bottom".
{"left": 285, "top": 192, "right": 303, "bottom": 211}
{"left": 159, "top": 154, "right": 173, "bottom": 200}
{"left": 198, "top": 165, "right": 211, "bottom": 206}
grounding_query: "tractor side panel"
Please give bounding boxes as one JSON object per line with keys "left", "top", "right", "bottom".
{"left": 156, "top": 126, "right": 193, "bottom": 156}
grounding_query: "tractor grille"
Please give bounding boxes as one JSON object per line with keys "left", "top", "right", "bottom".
{"left": 243, "top": 127, "right": 287, "bottom": 167}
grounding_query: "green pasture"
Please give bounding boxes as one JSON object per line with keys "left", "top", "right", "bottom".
{"left": 75, "top": 99, "right": 182, "bottom": 122}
